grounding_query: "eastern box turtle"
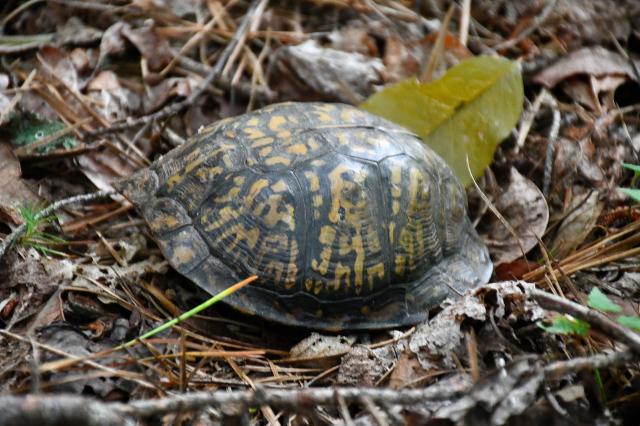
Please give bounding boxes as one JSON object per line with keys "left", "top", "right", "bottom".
{"left": 116, "top": 102, "right": 492, "bottom": 330}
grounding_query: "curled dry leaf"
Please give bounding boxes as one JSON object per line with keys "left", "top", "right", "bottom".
{"left": 273, "top": 40, "right": 384, "bottom": 103}
{"left": 121, "top": 22, "right": 172, "bottom": 73}
{"left": 38, "top": 45, "right": 80, "bottom": 92}
{"left": 86, "top": 71, "right": 142, "bottom": 121}
{"left": 288, "top": 332, "right": 356, "bottom": 364}
{"left": 534, "top": 46, "right": 638, "bottom": 88}
{"left": 482, "top": 168, "right": 549, "bottom": 266}
{"left": 550, "top": 190, "right": 603, "bottom": 259}
{"left": 0, "top": 250, "right": 60, "bottom": 328}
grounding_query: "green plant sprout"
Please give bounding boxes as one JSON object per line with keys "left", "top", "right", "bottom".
{"left": 540, "top": 287, "right": 640, "bottom": 335}
{"left": 117, "top": 275, "right": 257, "bottom": 350}
{"left": 18, "top": 204, "right": 68, "bottom": 257}
{"left": 619, "top": 163, "right": 640, "bottom": 202}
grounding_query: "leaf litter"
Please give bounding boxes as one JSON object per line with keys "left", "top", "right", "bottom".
{"left": 0, "top": 0, "right": 639, "bottom": 424}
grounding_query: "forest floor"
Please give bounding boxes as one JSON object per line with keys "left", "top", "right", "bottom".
{"left": 0, "top": 0, "right": 639, "bottom": 425}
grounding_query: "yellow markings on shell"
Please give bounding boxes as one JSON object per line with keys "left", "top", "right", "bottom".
{"left": 305, "top": 278, "right": 313, "bottom": 292}
{"left": 225, "top": 131, "right": 236, "bottom": 139}
{"left": 195, "top": 166, "right": 223, "bottom": 181}
{"left": 264, "top": 156, "right": 291, "bottom": 166}
{"left": 251, "top": 194, "right": 294, "bottom": 229}
{"left": 166, "top": 173, "right": 183, "bottom": 191}
{"left": 249, "top": 178, "right": 269, "bottom": 199}
{"left": 214, "top": 176, "right": 245, "bottom": 202}
{"left": 271, "top": 179, "right": 288, "bottom": 193}
{"left": 246, "top": 117, "right": 259, "bottom": 126}
{"left": 327, "top": 164, "right": 349, "bottom": 223}
{"left": 305, "top": 172, "right": 320, "bottom": 192}
{"left": 391, "top": 166, "right": 402, "bottom": 193}
{"left": 268, "top": 115, "right": 286, "bottom": 131}
{"left": 149, "top": 214, "right": 180, "bottom": 232}
{"left": 360, "top": 305, "right": 370, "bottom": 316}
{"left": 338, "top": 233, "right": 365, "bottom": 294}
{"left": 244, "top": 127, "right": 265, "bottom": 139}
{"left": 394, "top": 167, "right": 427, "bottom": 276}
{"left": 313, "top": 194, "right": 323, "bottom": 207}
{"left": 251, "top": 136, "right": 274, "bottom": 148}
{"left": 367, "top": 262, "right": 385, "bottom": 291}
{"left": 277, "top": 130, "right": 292, "bottom": 139}
{"left": 336, "top": 132, "right": 349, "bottom": 146}
{"left": 202, "top": 205, "right": 239, "bottom": 232}
{"left": 184, "top": 157, "right": 204, "bottom": 174}
{"left": 314, "top": 280, "right": 323, "bottom": 295}
{"left": 389, "top": 222, "right": 395, "bottom": 245}
{"left": 311, "top": 226, "right": 336, "bottom": 276}
{"left": 315, "top": 111, "right": 332, "bottom": 123}
{"left": 392, "top": 200, "right": 400, "bottom": 215}
{"left": 286, "top": 143, "right": 308, "bottom": 155}
{"left": 395, "top": 253, "right": 406, "bottom": 275}
{"left": 259, "top": 146, "right": 273, "bottom": 157}
{"left": 340, "top": 107, "right": 361, "bottom": 122}
{"left": 332, "top": 263, "right": 351, "bottom": 291}
{"left": 173, "top": 245, "right": 196, "bottom": 266}
{"left": 307, "top": 136, "right": 320, "bottom": 150}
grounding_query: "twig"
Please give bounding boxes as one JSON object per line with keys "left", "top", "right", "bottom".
{"left": 0, "top": 395, "right": 133, "bottom": 426}
{"left": 528, "top": 288, "right": 640, "bottom": 355}
{"left": 0, "top": 190, "right": 114, "bottom": 261}
{"left": 543, "top": 350, "right": 635, "bottom": 379}
{"left": 86, "top": 0, "right": 268, "bottom": 137}
{"left": 0, "top": 349, "right": 636, "bottom": 424}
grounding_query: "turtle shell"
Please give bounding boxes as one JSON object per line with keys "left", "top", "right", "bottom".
{"left": 115, "top": 102, "right": 492, "bottom": 330}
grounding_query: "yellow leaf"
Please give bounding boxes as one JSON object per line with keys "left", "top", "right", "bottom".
{"left": 361, "top": 56, "right": 523, "bottom": 186}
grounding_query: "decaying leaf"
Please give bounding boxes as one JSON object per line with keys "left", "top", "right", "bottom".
{"left": 483, "top": 168, "right": 549, "bottom": 265}
{"left": 409, "top": 282, "right": 542, "bottom": 371}
{"left": 361, "top": 55, "right": 524, "bottom": 185}
{"left": 337, "top": 344, "right": 396, "bottom": 386}
{"left": 273, "top": 40, "right": 384, "bottom": 103}
{"left": 534, "top": 46, "right": 638, "bottom": 88}
{"left": 0, "top": 143, "right": 42, "bottom": 226}
{"left": 550, "top": 191, "right": 603, "bottom": 259}
{"left": 288, "top": 332, "right": 356, "bottom": 364}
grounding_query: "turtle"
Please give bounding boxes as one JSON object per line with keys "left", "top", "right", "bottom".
{"left": 115, "top": 102, "right": 492, "bottom": 330}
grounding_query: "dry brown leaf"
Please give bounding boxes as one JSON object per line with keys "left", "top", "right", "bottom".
{"left": 273, "top": 40, "right": 384, "bottom": 103}
{"left": 337, "top": 345, "right": 396, "bottom": 386}
{"left": 550, "top": 190, "right": 603, "bottom": 259}
{"left": 0, "top": 143, "right": 42, "bottom": 226}
{"left": 38, "top": 45, "right": 80, "bottom": 92}
{"left": 534, "top": 46, "right": 638, "bottom": 88}
{"left": 121, "top": 22, "right": 172, "bottom": 72}
{"left": 483, "top": 168, "right": 549, "bottom": 266}
{"left": 289, "top": 332, "right": 355, "bottom": 362}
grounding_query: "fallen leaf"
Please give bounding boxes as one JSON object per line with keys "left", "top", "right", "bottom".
{"left": 121, "top": 22, "right": 172, "bottom": 72}
{"left": 273, "top": 40, "right": 384, "bottom": 103}
{"left": 550, "top": 190, "right": 603, "bottom": 258}
{"left": 361, "top": 55, "right": 523, "bottom": 185}
{"left": 0, "top": 143, "right": 42, "bottom": 226}
{"left": 338, "top": 345, "right": 396, "bottom": 386}
{"left": 482, "top": 168, "right": 549, "bottom": 265}
{"left": 288, "top": 332, "right": 356, "bottom": 365}
{"left": 534, "top": 47, "right": 638, "bottom": 88}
